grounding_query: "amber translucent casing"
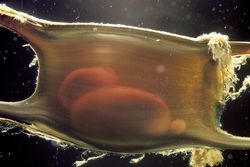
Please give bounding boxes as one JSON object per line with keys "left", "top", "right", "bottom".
{"left": 1, "top": 4, "right": 250, "bottom": 153}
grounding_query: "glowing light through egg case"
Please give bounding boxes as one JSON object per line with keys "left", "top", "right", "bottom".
{"left": 1, "top": 4, "right": 250, "bottom": 167}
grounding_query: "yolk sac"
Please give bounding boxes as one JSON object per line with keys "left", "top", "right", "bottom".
{"left": 70, "top": 86, "right": 171, "bottom": 146}
{"left": 58, "top": 67, "right": 118, "bottom": 110}
{"left": 59, "top": 67, "right": 178, "bottom": 147}
{"left": 170, "top": 119, "right": 186, "bottom": 135}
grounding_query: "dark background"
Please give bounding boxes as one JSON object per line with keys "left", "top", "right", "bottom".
{"left": 1, "top": 0, "right": 250, "bottom": 166}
